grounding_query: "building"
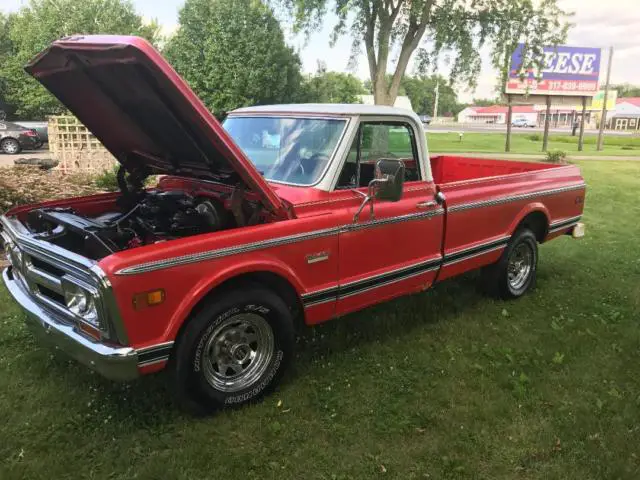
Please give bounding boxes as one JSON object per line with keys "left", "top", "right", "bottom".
{"left": 606, "top": 98, "right": 640, "bottom": 131}
{"left": 358, "top": 95, "right": 413, "bottom": 111}
{"left": 457, "top": 105, "right": 537, "bottom": 125}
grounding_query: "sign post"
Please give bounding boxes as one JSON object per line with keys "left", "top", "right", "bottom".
{"left": 543, "top": 96, "right": 551, "bottom": 152}
{"left": 505, "top": 94, "right": 513, "bottom": 152}
{"left": 578, "top": 96, "right": 587, "bottom": 151}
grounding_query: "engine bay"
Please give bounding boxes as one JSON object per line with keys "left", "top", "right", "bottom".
{"left": 24, "top": 170, "right": 266, "bottom": 260}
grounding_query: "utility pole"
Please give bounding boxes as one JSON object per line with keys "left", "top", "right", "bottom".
{"left": 597, "top": 47, "right": 614, "bottom": 151}
{"left": 433, "top": 80, "right": 439, "bottom": 119}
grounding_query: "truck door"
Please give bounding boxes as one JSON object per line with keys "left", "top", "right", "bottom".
{"left": 334, "top": 120, "right": 444, "bottom": 316}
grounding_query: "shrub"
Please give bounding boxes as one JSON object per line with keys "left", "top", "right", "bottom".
{"left": 94, "top": 166, "right": 120, "bottom": 192}
{"left": 525, "top": 133, "right": 541, "bottom": 141}
{"left": 546, "top": 150, "right": 567, "bottom": 163}
{"left": 0, "top": 167, "right": 100, "bottom": 213}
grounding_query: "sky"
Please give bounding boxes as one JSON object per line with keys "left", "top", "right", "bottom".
{"left": 2, "top": 0, "right": 639, "bottom": 103}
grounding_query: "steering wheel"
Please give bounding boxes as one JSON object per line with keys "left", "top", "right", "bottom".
{"left": 301, "top": 153, "right": 330, "bottom": 178}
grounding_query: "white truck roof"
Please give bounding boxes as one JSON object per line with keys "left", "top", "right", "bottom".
{"left": 228, "top": 103, "right": 432, "bottom": 188}
{"left": 230, "top": 103, "right": 421, "bottom": 123}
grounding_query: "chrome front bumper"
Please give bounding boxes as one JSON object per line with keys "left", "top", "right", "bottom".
{"left": 3, "top": 267, "right": 139, "bottom": 381}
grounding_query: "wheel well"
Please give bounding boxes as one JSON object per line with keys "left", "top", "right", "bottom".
{"left": 178, "top": 271, "right": 305, "bottom": 340}
{"left": 516, "top": 211, "right": 549, "bottom": 242}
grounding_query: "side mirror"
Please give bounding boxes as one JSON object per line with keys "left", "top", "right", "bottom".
{"left": 373, "top": 158, "right": 405, "bottom": 202}
{"left": 353, "top": 159, "right": 405, "bottom": 223}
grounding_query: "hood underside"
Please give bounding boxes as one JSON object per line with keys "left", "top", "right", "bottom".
{"left": 25, "top": 35, "right": 285, "bottom": 216}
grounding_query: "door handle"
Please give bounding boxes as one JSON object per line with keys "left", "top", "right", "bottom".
{"left": 416, "top": 200, "right": 437, "bottom": 209}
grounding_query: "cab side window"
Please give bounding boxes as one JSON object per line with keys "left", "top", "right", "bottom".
{"left": 336, "top": 122, "right": 421, "bottom": 189}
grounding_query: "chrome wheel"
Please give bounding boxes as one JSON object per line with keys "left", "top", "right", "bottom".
{"left": 508, "top": 242, "right": 533, "bottom": 290}
{"left": 1, "top": 139, "right": 20, "bottom": 154}
{"left": 202, "top": 313, "right": 275, "bottom": 393}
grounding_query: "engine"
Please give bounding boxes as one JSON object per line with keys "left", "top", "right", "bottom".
{"left": 25, "top": 190, "right": 230, "bottom": 259}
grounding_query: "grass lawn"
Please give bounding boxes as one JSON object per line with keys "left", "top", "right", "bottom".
{"left": 1, "top": 161, "right": 640, "bottom": 479}
{"left": 428, "top": 131, "right": 640, "bottom": 157}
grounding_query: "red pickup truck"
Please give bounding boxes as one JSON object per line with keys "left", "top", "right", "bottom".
{"left": 1, "top": 36, "right": 586, "bottom": 412}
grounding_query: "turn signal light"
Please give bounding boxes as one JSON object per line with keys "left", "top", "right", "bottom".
{"left": 77, "top": 321, "right": 102, "bottom": 340}
{"left": 133, "top": 289, "right": 166, "bottom": 310}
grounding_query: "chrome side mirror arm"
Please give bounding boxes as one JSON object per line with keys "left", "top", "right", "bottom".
{"left": 352, "top": 176, "right": 389, "bottom": 223}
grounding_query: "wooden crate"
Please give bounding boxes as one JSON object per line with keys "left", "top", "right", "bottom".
{"left": 48, "top": 116, "right": 118, "bottom": 173}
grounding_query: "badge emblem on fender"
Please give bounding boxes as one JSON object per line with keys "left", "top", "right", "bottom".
{"left": 306, "top": 251, "right": 330, "bottom": 264}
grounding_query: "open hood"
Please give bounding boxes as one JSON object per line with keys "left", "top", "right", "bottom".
{"left": 25, "top": 35, "right": 286, "bottom": 217}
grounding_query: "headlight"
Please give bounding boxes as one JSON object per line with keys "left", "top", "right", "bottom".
{"left": 63, "top": 281, "right": 99, "bottom": 326}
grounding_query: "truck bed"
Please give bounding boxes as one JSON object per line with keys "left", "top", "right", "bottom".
{"left": 429, "top": 155, "right": 562, "bottom": 185}
{"left": 429, "top": 155, "right": 586, "bottom": 283}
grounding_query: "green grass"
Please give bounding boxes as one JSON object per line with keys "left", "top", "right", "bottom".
{"left": 2, "top": 161, "right": 640, "bottom": 479}
{"left": 428, "top": 132, "right": 640, "bottom": 156}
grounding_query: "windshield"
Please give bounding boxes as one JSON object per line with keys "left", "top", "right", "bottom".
{"left": 223, "top": 116, "right": 347, "bottom": 185}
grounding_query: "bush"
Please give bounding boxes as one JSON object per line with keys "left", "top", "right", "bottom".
{"left": 546, "top": 150, "right": 567, "bottom": 163}
{"left": 0, "top": 167, "right": 100, "bottom": 213}
{"left": 525, "top": 133, "right": 541, "bottom": 141}
{"left": 94, "top": 166, "right": 120, "bottom": 192}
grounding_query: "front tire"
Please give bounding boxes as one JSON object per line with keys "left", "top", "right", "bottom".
{"left": 169, "top": 285, "right": 295, "bottom": 414}
{"left": 1, "top": 138, "right": 21, "bottom": 154}
{"left": 481, "top": 229, "right": 538, "bottom": 299}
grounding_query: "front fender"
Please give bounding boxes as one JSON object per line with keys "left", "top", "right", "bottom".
{"left": 163, "top": 254, "right": 306, "bottom": 340}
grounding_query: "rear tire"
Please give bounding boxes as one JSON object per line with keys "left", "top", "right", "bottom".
{"left": 481, "top": 229, "right": 538, "bottom": 299}
{"left": 1, "top": 138, "right": 21, "bottom": 154}
{"left": 168, "top": 285, "right": 295, "bottom": 414}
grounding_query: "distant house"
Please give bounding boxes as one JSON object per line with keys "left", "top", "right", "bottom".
{"left": 358, "top": 95, "right": 413, "bottom": 111}
{"left": 458, "top": 105, "right": 537, "bottom": 125}
{"left": 607, "top": 98, "right": 640, "bottom": 131}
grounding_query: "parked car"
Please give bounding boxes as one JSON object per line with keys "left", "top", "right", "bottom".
{"left": 419, "top": 114, "right": 432, "bottom": 125}
{"left": 0, "top": 121, "right": 40, "bottom": 154}
{"left": 14, "top": 121, "right": 48, "bottom": 147}
{"left": 512, "top": 118, "right": 536, "bottom": 128}
{"left": 1, "top": 36, "right": 586, "bottom": 413}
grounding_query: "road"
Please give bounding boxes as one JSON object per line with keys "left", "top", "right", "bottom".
{"left": 426, "top": 123, "right": 634, "bottom": 136}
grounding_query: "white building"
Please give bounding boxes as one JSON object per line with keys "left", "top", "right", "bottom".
{"left": 457, "top": 105, "right": 537, "bottom": 125}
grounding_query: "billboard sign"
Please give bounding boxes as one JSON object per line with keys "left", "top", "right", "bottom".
{"left": 505, "top": 44, "right": 602, "bottom": 96}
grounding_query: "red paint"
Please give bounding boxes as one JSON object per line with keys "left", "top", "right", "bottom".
{"left": 89, "top": 154, "right": 584, "bottom": 364}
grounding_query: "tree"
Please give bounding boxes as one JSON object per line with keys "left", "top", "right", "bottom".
{"left": 471, "top": 98, "right": 500, "bottom": 107}
{"left": 401, "top": 75, "right": 461, "bottom": 116}
{"left": 0, "top": 13, "right": 13, "bottom": 119}
{"left": 164, "top": 0, "right": 303, "bottom": 117}
{"left": 613, "top": 84, "right": 640, "bottom": 98}
{"left": 275, "top": 0, "right": 569, "bottom": 106}
{"left": 0, "top": 0, "right": 158, "bottom": 119}
{"left": 301, "top": 63, "right": 366, "bottom": 103}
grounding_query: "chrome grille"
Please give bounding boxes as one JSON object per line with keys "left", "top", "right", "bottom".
{"left": 1, "top": 223, "right": 110, "bottom": 338}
